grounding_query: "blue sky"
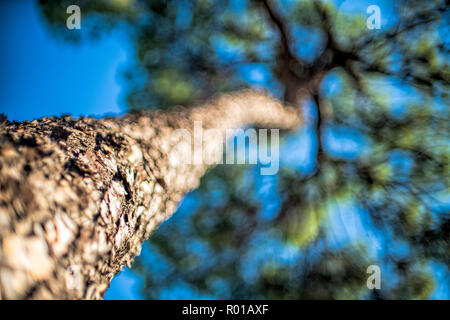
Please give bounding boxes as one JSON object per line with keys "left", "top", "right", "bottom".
{"left": 0, "top": 0, "right": 126, "bottom": 121}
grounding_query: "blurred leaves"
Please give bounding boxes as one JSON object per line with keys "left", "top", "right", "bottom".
{"left": 38, "top": 0, "right": 449, "bottom": 299}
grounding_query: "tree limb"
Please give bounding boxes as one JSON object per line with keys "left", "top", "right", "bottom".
{"left": 0, "top": 90, "right": 302, "bottom": 299}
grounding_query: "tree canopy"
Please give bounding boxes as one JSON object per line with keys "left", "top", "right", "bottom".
{"left": 39, "top": 0, "right": 449, "bottom": 299}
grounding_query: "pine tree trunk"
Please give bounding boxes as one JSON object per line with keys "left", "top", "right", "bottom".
{"left": 0, "top": 90, "right": 301, "bottom": 299}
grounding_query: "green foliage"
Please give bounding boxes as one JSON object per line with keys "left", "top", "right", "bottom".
{"left": 40, "top": 0, "right": 449, "bottom": 299}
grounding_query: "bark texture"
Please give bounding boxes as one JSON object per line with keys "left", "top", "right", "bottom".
{"left": 0, "top": 90, "right": 301, "bottom": 299}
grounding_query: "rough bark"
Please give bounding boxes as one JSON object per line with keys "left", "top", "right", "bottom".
{"left": 0, "top": 90, "right": 301, "bottom": 299}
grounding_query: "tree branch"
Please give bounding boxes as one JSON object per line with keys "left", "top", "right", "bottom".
{"left": 0, "top": 90, "right": 302, "bottom": 299}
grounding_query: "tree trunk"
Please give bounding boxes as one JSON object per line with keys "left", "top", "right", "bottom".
{"left": 0, "top": 90, "right": 301, "bottom": 299}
